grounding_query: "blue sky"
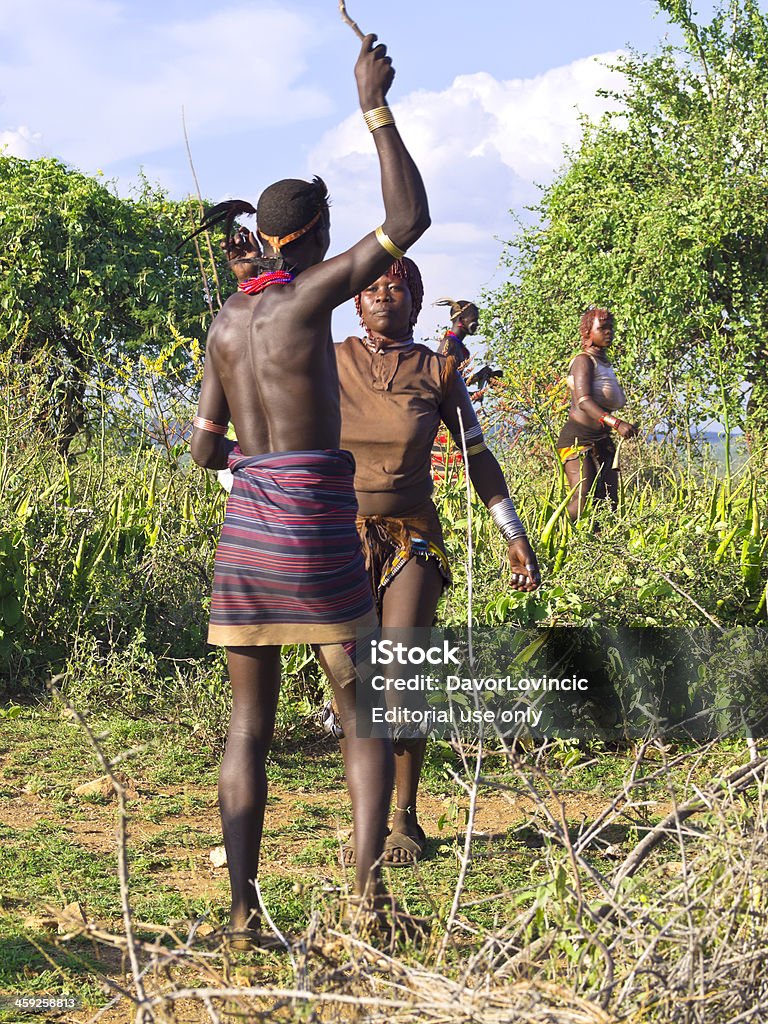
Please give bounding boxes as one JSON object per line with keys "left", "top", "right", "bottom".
{"left": 0, "top": 0, "right": 723, "bottom": 341}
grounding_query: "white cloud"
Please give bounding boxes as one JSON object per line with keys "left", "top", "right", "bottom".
{"left": 0, "top": 5, "right": 628, "bottom": 350}
{"left": 0, "top": 125, "right": 43, "bottom": 158}
{"left": 0, "top": 2, "right": 330, "bottom": 169}
{"left": 315, "top": 54, "right": 625, "bottom": 343}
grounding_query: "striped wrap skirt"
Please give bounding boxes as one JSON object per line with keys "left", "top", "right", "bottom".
{"left": 207, "top": 448, "right": 376, "bottom": 648}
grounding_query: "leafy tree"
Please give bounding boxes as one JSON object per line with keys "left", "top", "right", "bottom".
{"left": 484, "top": 0, "right": 768, "bottom": 440}
{"left": 0, "top": 157, "right": 224, "bottom": 452}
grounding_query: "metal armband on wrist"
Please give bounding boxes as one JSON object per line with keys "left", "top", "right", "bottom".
{"left": 489, "top": 498, "right": 527, "bottom": 543}
{"left": 363, "top": 105, "right": 395, "bottom": 132}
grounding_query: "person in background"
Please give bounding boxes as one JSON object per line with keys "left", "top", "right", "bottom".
{"left": 435, "top": 296, "right": 478, "bottom": 366}
{"left": 430, "top": 298, "right": 477, "bottom": 479}
{"left": 431, "top": 298, "right": 503, "bottom": 478}
{"left": 556, "top": 306, "right": 638, "bottom": 521}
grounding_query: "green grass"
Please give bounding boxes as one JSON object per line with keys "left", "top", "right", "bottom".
{"left": 0, "top": 698, "right": 763, "bottom": 1018}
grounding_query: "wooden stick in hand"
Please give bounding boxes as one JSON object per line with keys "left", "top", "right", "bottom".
{"left": 339, "top": 0, "right": 365, "bottom": 40}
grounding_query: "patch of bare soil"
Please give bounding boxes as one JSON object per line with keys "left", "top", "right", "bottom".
{"left": 3, "top": 760, "right": 656, "bottom": 1024}
{"left": 0, "top": 771, "right": 628, "bottom": 882}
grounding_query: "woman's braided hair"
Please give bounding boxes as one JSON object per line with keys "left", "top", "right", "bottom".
{"left": 580, "top": 305, "right": 613, "bottom": 344}
{"left": 354, "top": 257, "right": 424, "bottom": 331}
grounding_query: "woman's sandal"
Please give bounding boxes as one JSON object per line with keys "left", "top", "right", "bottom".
{"left": 341, "top": 829, "right": 392, "bottom": 868}
{"left": 382, "top": 824, "right": 426, "bottom": 867}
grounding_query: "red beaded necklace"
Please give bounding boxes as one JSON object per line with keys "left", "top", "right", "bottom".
{"left": 238, "top": 270, "right": 294, "bottom": 295}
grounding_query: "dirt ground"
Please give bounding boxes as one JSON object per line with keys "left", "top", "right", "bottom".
{"left": 1, "top": 727, "right": 673, "bottom": 1024}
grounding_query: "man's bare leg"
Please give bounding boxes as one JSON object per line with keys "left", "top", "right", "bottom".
{"left": 219, "top": 645, "right": 281, "bottom": 931}
{"left": 331, "top": 677, "right": 393, "bottom": 899}
{"left": 380, "top": 556, "right": 443, "bottom": 865}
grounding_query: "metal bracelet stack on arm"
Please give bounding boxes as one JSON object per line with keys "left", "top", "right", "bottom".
{"left": 181, "top": 22, "right": 430, "bottom": 944}
{"left": 439, "top": 390, "right": 539, "bottom": 591}
{"left": 487, "top": 499, "right": 540, "bottom": 589}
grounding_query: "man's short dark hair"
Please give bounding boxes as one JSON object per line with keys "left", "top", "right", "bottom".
{"left": 177, "top": 176, "right": 330, "bottom": 268}
{"left": 256, "top": 176, "right": 330, "bottom": 249}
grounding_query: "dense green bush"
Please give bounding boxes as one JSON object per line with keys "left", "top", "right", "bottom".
{"left": 435, "top": 430, "right": 767, "bottom": 630}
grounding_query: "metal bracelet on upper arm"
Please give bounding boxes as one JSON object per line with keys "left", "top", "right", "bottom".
{"left": 451, "top": 421, "right": 487, "bottom": 456}
{"left": 193, "top": 416, "right": 228, "bottom": 436}
{"left": 375, "top": 226, "right": 407, "bottom": 260}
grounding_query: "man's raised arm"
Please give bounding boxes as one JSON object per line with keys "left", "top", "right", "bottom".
{"left": 296, "top": 33, "right": 430, "bottom": 307}
{"left": 354, "top": 33, "right": 430, "bottom": 254}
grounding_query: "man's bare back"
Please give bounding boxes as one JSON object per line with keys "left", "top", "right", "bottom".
{"left": 191, "top": 33, "right": 430, "bottom": 470}
{"left": 202, "top": 287, "right": 341, "bottom": 455}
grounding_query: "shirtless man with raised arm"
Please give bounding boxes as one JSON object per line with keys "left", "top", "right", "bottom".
{"left": 188, "top": 34, "right": 430, "bottom": 941}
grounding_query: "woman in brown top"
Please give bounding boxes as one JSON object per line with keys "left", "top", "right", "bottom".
{"left": 557, "top": 307, "right": 638, "bottom": 521}
{"left": 332, "top": 257, "right": 540, "bottom": 866}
